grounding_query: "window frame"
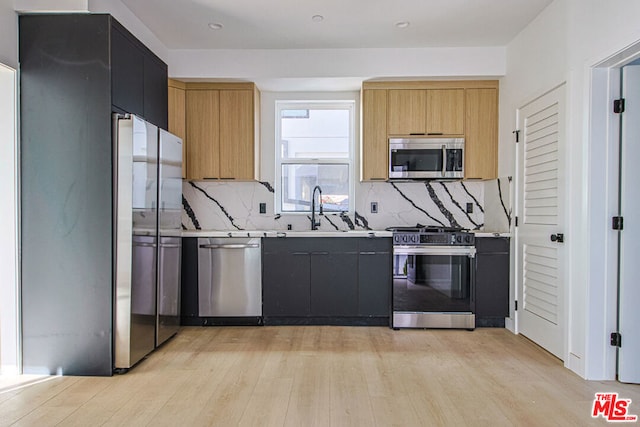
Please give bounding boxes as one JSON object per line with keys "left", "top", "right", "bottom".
{"left": 275, "top": 100, "right": 356, "bottom": 215}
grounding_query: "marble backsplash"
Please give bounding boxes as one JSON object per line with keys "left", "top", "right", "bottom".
{"left": 182, "top": 178, "right": 512, "bottom": 232}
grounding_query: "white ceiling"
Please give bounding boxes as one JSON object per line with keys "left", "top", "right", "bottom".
{"left": 120, "top": 0, "right": 553, "bottom": 50}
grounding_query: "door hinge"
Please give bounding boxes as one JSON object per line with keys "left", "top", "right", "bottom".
{"left": 515, "top": 300, "right": 518, "bottom": 311}
{"left": 614, "top": 99, "right": 625, "bottom": 114}
{"left": 513, "top": 130, "right": 520, "bottom": 143}
{"left": 612, "top": 216, "right": 624, "bottom": 230}
{"left": 611, "top": 332, "right": 622, "bottom": 348}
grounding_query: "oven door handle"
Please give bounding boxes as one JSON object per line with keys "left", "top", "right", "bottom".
{"left": 393, "top": 246, "right": 476, "bottom": 258}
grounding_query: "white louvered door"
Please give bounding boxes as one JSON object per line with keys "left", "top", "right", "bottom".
{"left": 516, "top": 85, "right": 566, "bottom": 360}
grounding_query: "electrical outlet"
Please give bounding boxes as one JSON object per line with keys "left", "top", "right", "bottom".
{"left": 371, "top": 202, "right": 378, "bottom": 213}
{"left": 466, "top": 203, "right": 473, "bottom": 214}
{"left": 259, "top": 202, "right": 266, "bottom": 214}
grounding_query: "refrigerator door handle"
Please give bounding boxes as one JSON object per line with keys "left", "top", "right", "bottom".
{"left": 133, "top": 242, "right": 157, "bottom": 248}
{"left": 160, "top": 243, "right": 181, "bottom": 249}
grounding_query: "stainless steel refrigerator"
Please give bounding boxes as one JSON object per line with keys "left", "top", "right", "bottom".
{"left": 114, "top": 114, "right": 182, "bottom": 371}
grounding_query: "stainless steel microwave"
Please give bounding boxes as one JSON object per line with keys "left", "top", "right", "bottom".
{"left": 389, "top": 137, "right": 464, "bottom": 180}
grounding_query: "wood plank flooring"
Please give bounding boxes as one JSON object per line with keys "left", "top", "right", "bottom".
{"left": 1, "top": 326, "right": 639, "bottom": 426}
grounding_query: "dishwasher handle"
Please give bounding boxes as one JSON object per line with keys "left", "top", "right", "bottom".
{"left": 199, "top": 243, "right": 260, "bottom": 250}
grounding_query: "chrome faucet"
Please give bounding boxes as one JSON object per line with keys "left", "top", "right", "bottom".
{"left": 311, "top": 185, "right": 323, "bottom": 230}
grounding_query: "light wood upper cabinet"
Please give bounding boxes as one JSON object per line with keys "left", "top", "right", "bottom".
{"left": 388, "top": 90, "right": 426, "bottom": 135}
{"left": 388, "top": 88, "right": 464, "bottom": 136}
{"left": 174, "top": 82, "right": 260, "bottom": 181}
{"left": 168, "top": 79, "right": 187, "bottom": 178}
{"left": 465, "top": 88, "right": 498, "bottom": 180}
{"left": 361, "top": 89, "right": 388, "bottom": 181}
{"left": 186, "top": 89, "right": 220, "bottom": 180}
{"left": 427, "top": 89, "right": 464, "bottom": 135}
{"left": 219, "top": 90, "right": 254, "bottom": 180}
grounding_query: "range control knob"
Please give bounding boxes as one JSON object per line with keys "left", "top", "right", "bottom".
{"left": 412, "top": 235, "right": 419, "bottom": 244}
{"left": 465, "top": 235, "right": 472, "bottom": 244}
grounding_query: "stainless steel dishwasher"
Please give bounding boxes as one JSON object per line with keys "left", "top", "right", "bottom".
{"left": 197, "top": 238, "right": 262, "bottom": 320}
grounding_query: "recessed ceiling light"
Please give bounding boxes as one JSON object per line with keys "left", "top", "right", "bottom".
{"left": 395, "top": 21, "right": 410, "bottom": 29}
{"left": 312, "top": 15, "right": 324, "bottom": 23}
{"left": 208, "top": 22, "right": 223, "bottom": 30}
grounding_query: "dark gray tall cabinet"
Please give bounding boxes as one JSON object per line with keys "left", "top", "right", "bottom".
{"left": 20, "top": 14, "right": 168, "bottom": 375}
{"left": 475, "top": 237, "right": 510, "bottom": 327}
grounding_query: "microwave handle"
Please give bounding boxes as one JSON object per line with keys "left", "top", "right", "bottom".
{"left": 442, "top": 145, "right": 446, "bottom": 177}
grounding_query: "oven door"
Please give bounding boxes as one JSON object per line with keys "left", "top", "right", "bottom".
{"left": 392, "top": 246, "right": 476, "bottom": 328}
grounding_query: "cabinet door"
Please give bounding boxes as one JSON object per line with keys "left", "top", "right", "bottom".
{"left": 111, "top": 26, "right": 144, "bottom": 117}
{"left": 263, "top": 240, "right": 311, "bottom": 317}
{"left": 219, "top": 90, "right": 254, "bottom": 180}
{"left": 361, "top": 89, "right": 388, "bottom": 181}
{"left": 465, "top": 88, "right": 498, "bottom": 179}
{"left": 143, "top": 54, "right": 168, "bottom": 130}
{"left": 426, "top": 89, "right": 464, "bottom": 135}
{"left": 186, "top": 90, "right": 219, "bottom": 180}
{"left": 168, "top": 84, "right": 187, "bottom": 178}
{"left": 388, "top": 89, "right": 426, "bottom": 135}
{"left": 358, "top": 241, "right": 391, "bottom": 316}
{"left": 310, "top": 251, "right": 358, "bottom": 316}
{"left": 475, "top": 237, "right": 509, "bottom": 318}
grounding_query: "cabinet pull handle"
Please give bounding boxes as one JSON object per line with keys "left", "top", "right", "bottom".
{"left": 219, "top": 177, "right": 236, "bottom": 180}
{"left": 409, "top": 133, "right": 425, "bottom": 136}
{"left": 202, "top": 177, "right": 218, "bottom": 180}
{"left": 369, "top": 178, "right": 387, "bottom": 181}
{"left": 427, "top": 132, "right": 444, "bottom": 136}
{"left": 360, "top": 252, "right": 377, "bottom": 255}
{"left": 292, "top": 252, "right": 309, "bottom": 256}
{"left": 312, "top": 251, "right": 329, "bottom": 255}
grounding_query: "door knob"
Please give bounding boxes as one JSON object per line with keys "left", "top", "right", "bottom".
{"left": 550, "top": 233, "right": 564, "bottom": 243}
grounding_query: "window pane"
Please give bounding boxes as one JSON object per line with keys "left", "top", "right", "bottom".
{"left": 281, "top": 164, "right": 349, "bottom": 212}
{"left": 280, "top": 109, "right": 350, "bottom": 159}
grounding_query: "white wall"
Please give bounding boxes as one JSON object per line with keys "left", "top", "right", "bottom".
{"left": 0, "top": 0, "right": 17, "bottom": 67}
{"left": 500, "top": 0, "right": 640, "bottom": 379}
{"left": 169, "top": 47, "right": 506, "bottom": 91}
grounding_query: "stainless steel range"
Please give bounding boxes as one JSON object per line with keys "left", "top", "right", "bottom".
{"left": 389, "top": 226, "right": 476, "bottom": 329}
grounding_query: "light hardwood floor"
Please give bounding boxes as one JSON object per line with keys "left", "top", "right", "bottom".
{"left": 1, "top": 326, "right": 639, "bottom": 426}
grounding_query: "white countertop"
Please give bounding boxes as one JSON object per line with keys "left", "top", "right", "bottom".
{"left": 181, "top": 229, "right": 393, "bottom": 238}
{"left": 181, "top": 229, "right": 507, "bottom": 238}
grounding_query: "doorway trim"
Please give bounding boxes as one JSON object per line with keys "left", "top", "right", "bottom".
{"left": 0, "top": 62, "right": 19, "bottom": 375}
{"left": 586, "top": 41, "right": 640, "bottom": 380}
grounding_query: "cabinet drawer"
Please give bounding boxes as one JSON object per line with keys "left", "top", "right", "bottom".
{"left": 476, "top": 237, "right": 509, "bottom": 253}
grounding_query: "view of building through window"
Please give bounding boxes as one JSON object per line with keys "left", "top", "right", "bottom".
{"left": 277, "top": 103, "right": 354, "bottom": 213}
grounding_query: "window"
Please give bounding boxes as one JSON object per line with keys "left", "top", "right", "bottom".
{"left": 275, "top": 101, "right": 355, "bottom": 214}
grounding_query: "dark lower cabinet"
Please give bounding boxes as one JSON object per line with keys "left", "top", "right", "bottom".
{"left": 262, "top": 237, "right": 391, "bottom": 325}
{"left": 263, "top": 249, "right": 311, "bottom": 317}
{"left": 310, "top": 240, "right": 359, "bottom": 316}
{"left": 475, "top": 237, "right": 510, "bottom": 327}
{"left": 358, "top": 238, "right": 392, "bottom": 316}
